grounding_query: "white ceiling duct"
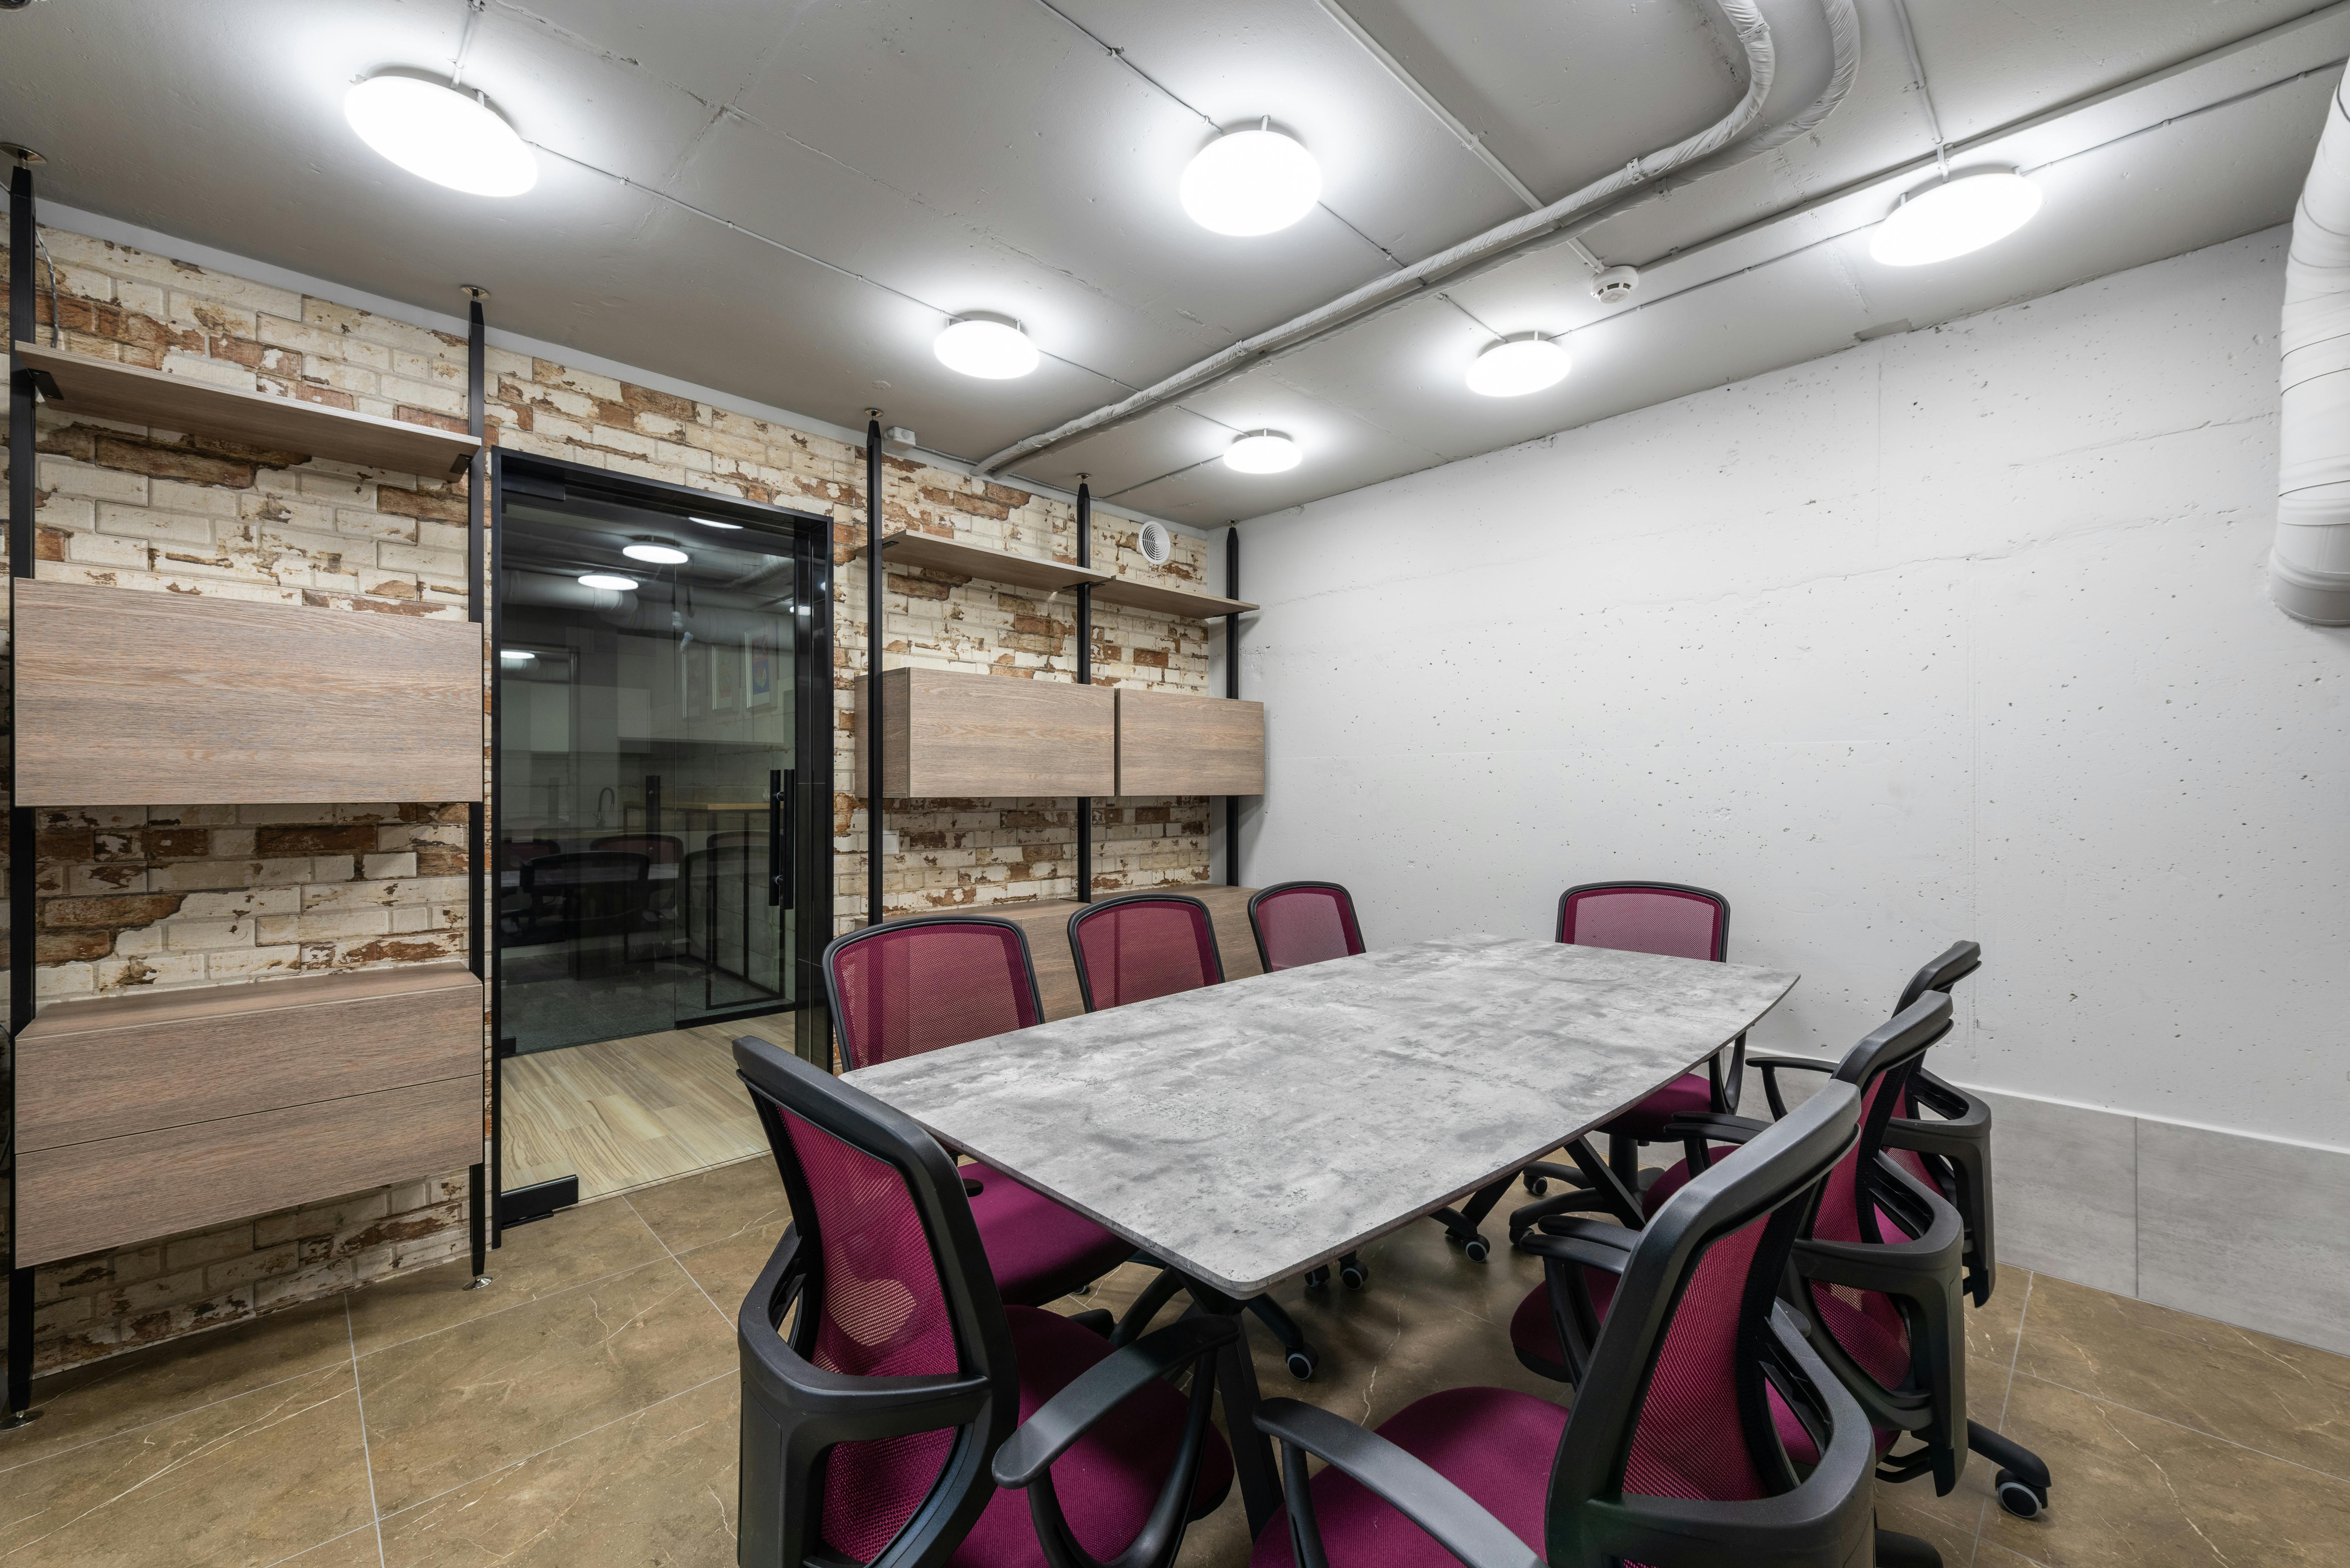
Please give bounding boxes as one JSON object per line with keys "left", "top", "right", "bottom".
{"left": 2274, "top": 69, "right": 2350, "bottom": 624}
{"left": 976, "top": 0, "right": 1863, "bottom": 478}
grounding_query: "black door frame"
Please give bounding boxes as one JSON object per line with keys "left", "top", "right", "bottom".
{"left": 485, "top": 450, "right": 837, "bottom": 1237}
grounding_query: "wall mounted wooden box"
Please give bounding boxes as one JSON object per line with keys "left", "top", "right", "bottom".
{"left": 13, "top": 580, "right": 485, "bottom": 805}
{"left": 13, "top": 962, "right": 485, "bottom": 1265}
{"left": 859, "top": 667, "right": 1115, "bottom": 797}
{"left": 1115, "top": 689, "right": 1265, "bottom": 796}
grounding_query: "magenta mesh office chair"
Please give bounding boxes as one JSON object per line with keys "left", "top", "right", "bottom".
{"left": 824, "top": 916, "right": 1138, "bottom": 1314}
{"left": 1249, "top": 1081, "right": 1878, "bottom": 1568}
{"left": 731, "top": 1038, "right": 1236, "bottom": 1568}
{"left": 1066, "top": 893, "right": 1326, "bottom": 1380}
{"left": 1067, "top": 892, "right": 1226, "bottom": 1009}
{"left": 1246, "top": 883, "right": 1371, "bottom": 1292}
{"left": 1248, "top": 881, "right": 1364, "bottom": 973}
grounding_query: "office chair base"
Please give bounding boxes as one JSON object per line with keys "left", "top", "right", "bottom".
{"left": 1245, "top": 1294, "right": 1319, "bottom": 1381}
{"left": 1969, "top": 1419, "right": 2052, "bottom": 1517}
{"left": 1338, "top": 1253, "right": 1369, "bottom": 1289}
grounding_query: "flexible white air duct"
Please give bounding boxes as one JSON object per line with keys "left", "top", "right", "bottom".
{"left": 2274, "top": 71, "right": 2350, "bottom": 624}
{"left": 977, "top": 0, "right": 1794, "bottom": 475}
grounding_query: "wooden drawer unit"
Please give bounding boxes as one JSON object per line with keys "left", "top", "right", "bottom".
{"left": 1114, "top": 689, "right": 1265, "bottom": 797}
{"left": 13, "top": 579, "right": 486, "bottom": 806}
{"left": 859, "top": 667, "right": 1115, "bottom": 797}
{"left": 13, "top": 963, "right": 485, "bottom": 1265}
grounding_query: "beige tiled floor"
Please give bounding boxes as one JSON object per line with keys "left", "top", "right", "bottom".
{"left": 4, "top": 1155, "right": 2348, "bottom": 1568}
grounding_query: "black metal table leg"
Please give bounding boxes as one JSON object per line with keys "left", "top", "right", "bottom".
{"left": 1188, "top": 1274, "right": 1281, "bottom": 1535}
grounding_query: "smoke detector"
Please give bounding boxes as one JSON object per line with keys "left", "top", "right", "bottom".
{"left": 1590, "top": 265, "right": 1640, "bottom": 304}
{"left": 1137, "top": 520, "right": 1173, "bottom": 566}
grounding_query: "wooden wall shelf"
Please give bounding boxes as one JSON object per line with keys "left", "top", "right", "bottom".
{"left": 13, "top": 580, "right": 486, "bottom": 805}
{"left": 14, "top": 963, "right": 484, "bottom": 1265}
{"left": 868, "top": 532, "right": 1111, "bottom": 595}
{"left": 1116, "top": 688, "right": 1265, "bottom": 797}
{"left": 22, "top": 344, "right": 480, "bottom": 477}
{"left": 859, "top": 667, "right": 1114, "bottom": 797}
{"left": 1092, "top": 578, "right": 1257, "bottom": 618}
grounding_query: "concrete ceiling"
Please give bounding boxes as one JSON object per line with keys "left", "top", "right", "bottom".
{"left": 1, "top": 0, "right": 2343, "bottom": 528}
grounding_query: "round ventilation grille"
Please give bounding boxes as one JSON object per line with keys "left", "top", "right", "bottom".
{"left": 1138, "top": 520, "right": 1173, "bottom": 565}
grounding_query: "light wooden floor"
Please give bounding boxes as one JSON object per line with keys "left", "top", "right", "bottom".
{"left": 501, "top": 1016, "right": 792, "bottom": 1201}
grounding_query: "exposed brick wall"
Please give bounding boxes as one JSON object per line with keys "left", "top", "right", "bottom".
{"left": 1, "top": 222, "right": 1217, "bottom": 1373}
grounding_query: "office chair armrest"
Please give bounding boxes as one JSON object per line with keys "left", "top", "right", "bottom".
{"left": 1254, "top": 1398, "right": 1543, "bottom": 1568}
{"left": 1745, "top": 1053, "right": 1838, "bottom": 1120}
{"left": 991, "top": 1316, "right": 1239, "bottom": 1487}
{"left": 1515, "top": 1226, "right": 1637, "bottom": 1276}
{"left": 1660, "top": 1112, "right": 1770, "bottom": 1144}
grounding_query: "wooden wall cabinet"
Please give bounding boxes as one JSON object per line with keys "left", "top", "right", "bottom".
{"left": 1115, "top": 689, "right": 1265, "bottom": 797}
{"left": 13, "top": 580, "right": 486, "bottom": 805}
{"left": 859, "top": 667, "right": 1114, "bottom": 797}
{"left": 14, "top": 962, "right": 485, "bottom": 1265}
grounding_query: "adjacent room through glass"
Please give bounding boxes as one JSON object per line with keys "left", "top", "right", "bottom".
{"left": 490, "top": 456, "right": 831, "bottom": 1208}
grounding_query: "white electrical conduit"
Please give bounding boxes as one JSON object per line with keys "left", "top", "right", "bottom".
{"left": 2273, "top": 68, "right": 2350, "bottom": 624}
{"left": 976, "top": 0, "right": 1786, "bottom": 475}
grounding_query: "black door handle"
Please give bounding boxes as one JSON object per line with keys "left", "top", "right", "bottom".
{"left": 770, "top": 767, "right": 793, "bottom": 908}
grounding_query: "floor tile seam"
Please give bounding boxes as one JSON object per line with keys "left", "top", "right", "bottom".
{"left": 350, "top": 1251, "right": 674, "bottom": 1366}
{"left": 584, "top": 1150, "right": 770, "bottom": 1211}
{"left": 346, "top": 1298, "right": 390, "bottom": 1568}
{"left": 365, "top": 1367, "right": 739, "bottom": 1530}
{"left": 2005, "top": 1368, "right": 2350, "bottom": 1486}
{"left": 0, "top": 1351, "right": 362, "bottom": 1480}
{"left": 622, "top": 1192, "right": 740, "bottom": 1330}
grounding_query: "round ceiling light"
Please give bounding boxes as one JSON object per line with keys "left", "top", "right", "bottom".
{"left": 690, "top": 515, "right": 742, "bottom": 530}
{"left": 934, "top": 316, "right": 1040, "bottom": 379}
{"left": 1466, "top": 334, "right": 1571, "bottom": 397}
{"left": 1180, "top": 124, "right": 1322, "bottom": 237}
{"left": 1869, "top": 169, "right": 2043, "bottom": 267}
{"left": 578, "top": 572, "right": 639, "bottom": 592}
{"left": 1224, "top": 430, "right": 1301, "bottom": 474}
{"left": 345, "top": 75, "right": 538, "bottom": 197}
{"left": 622, "top": 539, "right": 690, "bottom": 565}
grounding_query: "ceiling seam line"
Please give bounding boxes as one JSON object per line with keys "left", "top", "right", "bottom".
{"left": 1887, "top": 0, "right": 1952, "bottom": 176}
{"left": 525, "top": 140, "right": 1145, "bottom": 394}
{"left": 1099, "top": 455, "right": 1224, "bottom": 501}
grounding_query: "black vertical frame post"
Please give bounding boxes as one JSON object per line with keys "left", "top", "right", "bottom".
{"left": 462, "top": 293, "right": 491, "bottom": 1282}
{"left": 485, "top": 453, "right": 507, "bottom": 1247}
{"left": 1074, "top": 481, "right": 1093, "bottom": 903}
{"left": 864, "top": 418, "right": 884, "bottom": 928}
{"left": 5, "top": 157, "right": 41, "bottom": 1426}
{"left": 792, "top": 524, "right": 835, "bottom": 1067}
{"left": 1224, "top": 527, "right": 1240, "bottom": 887}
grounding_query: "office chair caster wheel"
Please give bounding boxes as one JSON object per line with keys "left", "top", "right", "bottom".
{"left": 1285, "top": 1348, "right": 1318, "bottom": 1381}
{"left": 1523, "top": 1173, "right": 1548, "bottom": 1197}
{"left": 1339, "top": 1260, "right": 1369, "bottom": 1289}
{"left": 1994, "top": 1471, "right": 2047, "bottom": 1519}
{"left": 1304, "top": 1266, "right": 1330, "bottom": 1289}
{"left": 1463, "top": 1237, "right": 1490, "bottom": 1263}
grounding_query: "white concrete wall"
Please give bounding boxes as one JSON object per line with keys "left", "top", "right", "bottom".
{"left": 1236, "top": 226, "right": 2349, "bottom": 1156}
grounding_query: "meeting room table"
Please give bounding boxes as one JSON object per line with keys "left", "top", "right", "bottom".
{"left": 843, "top": 930, "right": 1799, "bottom": 1533}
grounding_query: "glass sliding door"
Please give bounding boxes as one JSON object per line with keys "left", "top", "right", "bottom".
{"left": 491, "top": 454, "right": 830, "bottom": 1209}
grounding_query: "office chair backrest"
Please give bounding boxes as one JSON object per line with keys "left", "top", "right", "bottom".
{"left": 824, "top": 916, "right": 1045, "bottom": 1070}
{"left": 1557, "top": 881, "right": 1728, "bottom": 961}
{"left": 1067, "top": 893, "right": 1222, "bottom": 1010}
{"left": 1247, "top": 881, "right": 1364, "bottom": 972}
{"left": 1544, "top": 1082, "right": 1875, "bottom": 1567}
{"left": 732, "top": 1038, "right": 1013, "bottom": 1568}
{"left": 1895, "top": 940, "right": 1980, "bottom": 1012}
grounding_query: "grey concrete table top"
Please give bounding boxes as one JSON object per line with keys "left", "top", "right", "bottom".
{"left": 843, "top": 932, "right": 1798, "bottom": 1297}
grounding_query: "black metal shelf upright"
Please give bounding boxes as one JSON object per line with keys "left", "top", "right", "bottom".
{"left": 5, "top": 147, "right": 41, "bottom": 1430}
